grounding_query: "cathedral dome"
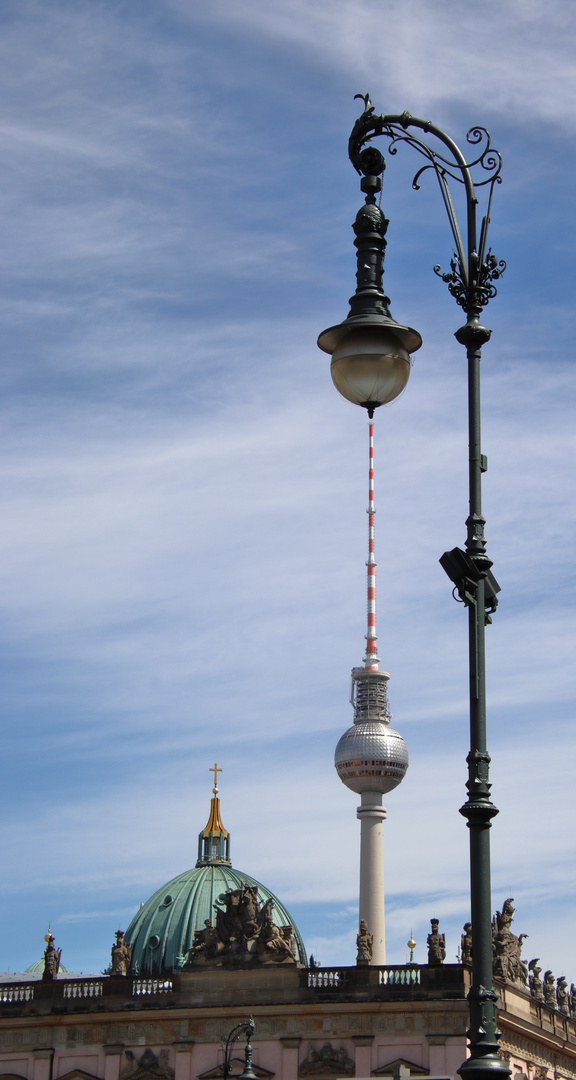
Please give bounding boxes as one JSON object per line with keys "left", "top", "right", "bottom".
{"left": 24, "top": 958, "right": 71, "bottom": 975}
{"left": 126, "top": 864, "right": 307, "bottom": 974}
{"left": 125, "top": 781, "right": 307, "bottom": 974}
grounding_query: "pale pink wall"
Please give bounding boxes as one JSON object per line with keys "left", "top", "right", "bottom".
{"left": 425, "top": 1038, "right": 469, "bottom": 1076}
{"left": 104, "top": 1049, "right": 123, "bottom": 1080}
{"left": 174, "top": 1046, "right": 192, "bottom": 1080}
{"left": 0, "top": 1032, "right": 468, "bottom": 1080}
{"left": 54, "top": 1054, "right": 103, "bottom": 1078}
{"left": 376, "top": 1037, "right": 429, "bottom": 1069}
{"left": 0, "top": 1061, "right": 30, "bottom": 1079}
{"left": 353, "top": 1040, "right": 373, "bottom": 1077}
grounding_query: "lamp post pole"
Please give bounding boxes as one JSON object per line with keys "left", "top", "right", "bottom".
{"left": 318, "top": 97, "right": 507, "bottom": 1080}
{"left": 222, "top": 1018, "right": 257, "bottom": 1080}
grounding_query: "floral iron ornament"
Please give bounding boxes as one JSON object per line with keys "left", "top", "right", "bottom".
{"left": 348, "top": 95, "right": 506, "bottom": 317}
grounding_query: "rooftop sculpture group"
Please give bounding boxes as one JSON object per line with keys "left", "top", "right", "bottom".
{"left": 528, "top": 959, "right": 576, "bottom": 1016}
{"left": 492, "top": 898, "right": 528, "bottom": 984}
{"left": 424, "top": 901, "right": 575, "bottom": 1020}
{"left": 37, "top": 895, "right": 574, "bottom": 1009}
{"left": 459, "top": 898, "right": 576, "bottom": 1019}
{"left": 183, "top": 884, "right": 299, "bottom": 968}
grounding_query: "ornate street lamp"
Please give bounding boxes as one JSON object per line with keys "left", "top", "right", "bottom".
{"left": 222, "top": 1018, "right": 257, "bottom": 1080}
{"left": 318, "top": 96, "right": 507, "bottom": 1080}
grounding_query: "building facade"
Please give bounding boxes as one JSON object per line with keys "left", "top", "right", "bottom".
{"left": 2, "top": 963, "right": 576, "bottom": 1080}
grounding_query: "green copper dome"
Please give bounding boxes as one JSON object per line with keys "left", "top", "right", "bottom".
{"left": 24, "top": 958, "right": 70, "bottom": 975}
{"left": 125, "top": 783, "right": 307, "bottom": 974}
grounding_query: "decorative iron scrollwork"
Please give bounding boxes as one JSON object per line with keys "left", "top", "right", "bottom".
{"left": 348, "top": 99, "right": 506, "bottom": 315}
{"left": 434, "top": 249, "right": 507, "bottom": 311}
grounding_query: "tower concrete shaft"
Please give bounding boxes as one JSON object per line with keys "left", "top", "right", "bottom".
{"left": 358, "top": 792, "right": 387, "bottom": 964}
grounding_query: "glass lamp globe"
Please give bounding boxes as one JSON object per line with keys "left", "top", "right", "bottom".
{"left": 330, "top": 328, "right": 411, "bottom": 408}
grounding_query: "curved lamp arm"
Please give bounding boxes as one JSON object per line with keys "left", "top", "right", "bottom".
{"left": 348, "top": 95, "right": 505, "bottom": 317}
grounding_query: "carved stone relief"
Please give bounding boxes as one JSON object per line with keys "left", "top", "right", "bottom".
{"left": 299, "top": 1043, "right": 354, "bottom": 1077}
{"left": 500, "top": 1031, "right": 576, "bottom": 1080}
{"left": 120, "top": 1049, "right": 174, "bottom": 1080}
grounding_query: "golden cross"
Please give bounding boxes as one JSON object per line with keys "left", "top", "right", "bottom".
{"left": 210, "top": 763, "right": 222, "bottom": 791}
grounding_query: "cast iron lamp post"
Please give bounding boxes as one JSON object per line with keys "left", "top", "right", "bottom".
{"left": 318, "top": 96, "right": 507, "bottom": 1080}
{"left": 222, "top": 1018, "right": 257, "bottom": 1080}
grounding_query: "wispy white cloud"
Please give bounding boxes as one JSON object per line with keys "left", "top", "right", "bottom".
{"left": 178, "top": 0, "right": 576, "bottom": 130}
{"left": 0, "top": 0, "right": 573, "bottom": 982}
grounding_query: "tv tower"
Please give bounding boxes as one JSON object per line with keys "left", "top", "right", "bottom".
{"left": 333, "top": 421, "right": 408, "bottom": 964}
{"left": 317, "top": 138, "right": 421, "bottom": 964}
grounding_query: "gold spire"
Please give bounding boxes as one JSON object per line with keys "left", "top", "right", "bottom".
{"left": 196, "top": 764, "right": 231, "bottom": 865}
{"left": 202, "top": 762, "right": 228, "bottom": 837}
{"left": 201, "top": 794, "right": 229, "bottom": 838}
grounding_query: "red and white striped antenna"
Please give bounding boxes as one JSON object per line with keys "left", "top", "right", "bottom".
{"left": 363, "top": 421, "right": 379, "bottom": 671}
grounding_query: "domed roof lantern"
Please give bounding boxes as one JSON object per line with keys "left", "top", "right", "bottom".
{"left": 196, "top": 763, "right": 230, "bottom": 866}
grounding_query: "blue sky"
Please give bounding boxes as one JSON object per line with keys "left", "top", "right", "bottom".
{"left": 0, "top": 0, "right": 575, "bottom": 977}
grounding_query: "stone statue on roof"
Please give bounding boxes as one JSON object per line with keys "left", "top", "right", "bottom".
{"left": 529, "top": 959, "right": 543, "bottom": 1001}
{"left": 461, "top": 923, "right": 472, "bottom": 966}
{"left": 543, "top": 970, "right": 556, "bottom": 1008}
{"left": 427, "top": 918, "right": 446, "bottom": 965}
{"left": 42, "top": 933, "right": 61, "bottom": 981}
{"left": 111, "top": 930, "right": 132, "bottom": 976}
{"left": 557, "top": 976, "right": 569, "bottom": 1014}
{"left": 356, "top": 919, "right": 373, "bottom": 965}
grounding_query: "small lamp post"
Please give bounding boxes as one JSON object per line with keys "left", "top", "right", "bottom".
{"left": 222, "top": 1018, "right": 257, "bottom": 1080}
{"left": 319, "top": 95, "right": 507, "bottom": 1080}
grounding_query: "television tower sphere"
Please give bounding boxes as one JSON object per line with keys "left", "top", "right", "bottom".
{"left": 334, "top": 718, "right": 409, "bottom": 795}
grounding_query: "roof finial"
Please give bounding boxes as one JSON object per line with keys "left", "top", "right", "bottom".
{"left": 197, "top": 764, "right": 230, "bottom": 866}
{"left": 210, "top": 762, "right": 222, "bottom": 794}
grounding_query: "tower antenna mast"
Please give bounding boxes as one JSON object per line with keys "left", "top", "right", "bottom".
{"left": 364, "top": 421, "right": 379, "bottom": 671}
